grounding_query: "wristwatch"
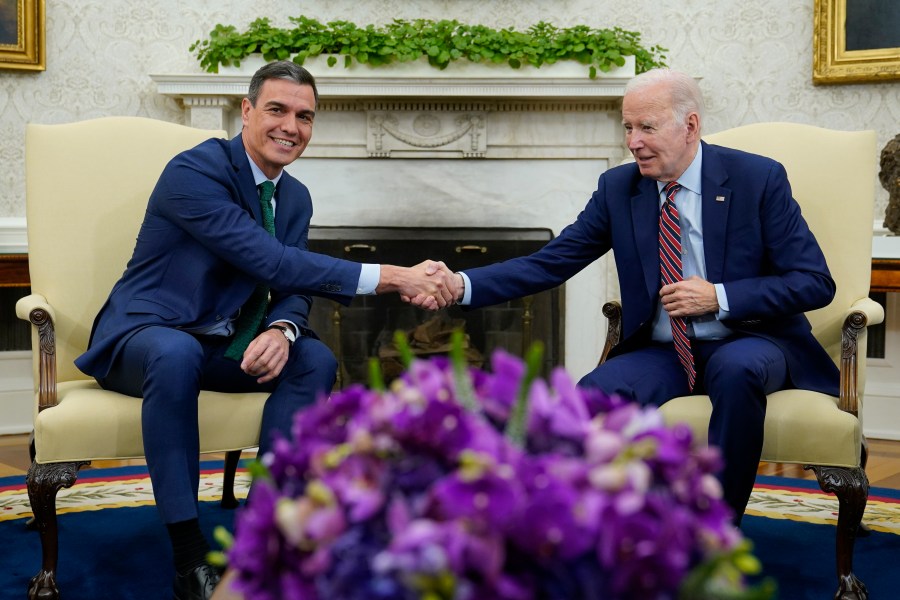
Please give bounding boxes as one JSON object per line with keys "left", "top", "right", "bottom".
{"left": 266, "top": 324, "right": 296, "bottom": 346}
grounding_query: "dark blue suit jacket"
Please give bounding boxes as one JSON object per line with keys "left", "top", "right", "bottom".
{"left": 465, "top": 141, "right": 840, "bottom": 396}
{"left": 76, "top": 134, "right": 362, "bottom": 379}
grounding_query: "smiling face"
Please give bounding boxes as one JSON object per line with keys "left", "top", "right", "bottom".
{"left": 241, "top": 78, "right": 316, "bottom": 179}
{"left": 622, "top": 81, "right": 700, "bottom": 182}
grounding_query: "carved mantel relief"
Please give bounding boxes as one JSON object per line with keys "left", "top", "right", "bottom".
{"left": 368, "top": 110, "right": 486, "bottom": 158}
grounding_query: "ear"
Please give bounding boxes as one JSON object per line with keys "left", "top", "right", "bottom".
{"left": 684, "top": 112, "right": 701, "bottom": 143}
{"left": 240, "top": 97, "right": 252, "bottom": 126}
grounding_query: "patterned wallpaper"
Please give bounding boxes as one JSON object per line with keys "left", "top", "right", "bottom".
{"left": 0, "top": 0, "right": 897, "bottom": 219}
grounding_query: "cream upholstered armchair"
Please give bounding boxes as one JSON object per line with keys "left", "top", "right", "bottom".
{"left": 18, "top": 117, "right": 269, "bottom": 600}
{"left": 598, "top": 123, "right": 881, "bottom": 600}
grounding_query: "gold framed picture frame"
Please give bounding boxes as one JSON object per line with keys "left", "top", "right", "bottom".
{"left": 0, "top": 0, "right": 45, "bottom": 71}
{"left": 813, "top": 0, "right": 900, "bottom": 84}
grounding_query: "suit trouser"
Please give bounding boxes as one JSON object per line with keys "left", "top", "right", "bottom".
{"left": 98, "top": 326, "right": 337, "bottom": 523}
{"left": 578, "top": 335, "right": 787, "bottom": 522}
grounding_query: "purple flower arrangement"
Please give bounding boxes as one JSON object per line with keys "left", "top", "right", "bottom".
{"left": 220, "top": 342, "right": 773, "bottom": 600}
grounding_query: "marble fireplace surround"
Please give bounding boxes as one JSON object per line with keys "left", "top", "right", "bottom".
{"left": 151, "top": 61, "right": 633, "bottom": 379}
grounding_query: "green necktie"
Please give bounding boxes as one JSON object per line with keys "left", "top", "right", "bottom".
{"left": 225, "top": 181, "right": 276, "bottom": 360}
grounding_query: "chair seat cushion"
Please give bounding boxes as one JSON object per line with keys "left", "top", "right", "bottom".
{"left": 33, "top": 380, "right": 267, "bottom": 463}
{"left": 657, "top": 389, "right": 861, "bottom": 468}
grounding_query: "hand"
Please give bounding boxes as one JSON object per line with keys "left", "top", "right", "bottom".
{"left": 407, "top": 261, "right": 463, "bottom": 309}
{"left": 659, "top": 275, "right": 719, "bottom": 318}
{"left": 377, "top": 260, "right": 456, "bottom": 310}
{"left": 239, "top": 328, "right": 290, "bottom": 383}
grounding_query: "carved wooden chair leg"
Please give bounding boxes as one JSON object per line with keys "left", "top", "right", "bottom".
{"left": 857, "top": 439, "right": 872, "bottom": 537}
{"left": 807, "top": 465, "right": 869, "bottom": 600}
{"left": 221, "top": 450, "right": 242, "bottom": 509}
{"left": 25, "top": 460, "right": 88, "bottom": 600}
{"left": 25, "top": 436, "right": 38, "bottom": 530}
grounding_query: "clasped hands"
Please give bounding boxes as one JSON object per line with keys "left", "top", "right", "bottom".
{"left": 378, "top": 260, "right": 462, "bottom": 311}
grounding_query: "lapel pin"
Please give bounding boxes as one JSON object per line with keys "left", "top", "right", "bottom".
{"left": 715, "top": 195, "right": 725, "bottom": 202}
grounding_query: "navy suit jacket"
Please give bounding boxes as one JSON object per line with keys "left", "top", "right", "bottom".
{"left": 76, "top": 134, "right": 362, "bottom": 379}
{"left": 465, "top": 141, "right": 840, "bottom": 396}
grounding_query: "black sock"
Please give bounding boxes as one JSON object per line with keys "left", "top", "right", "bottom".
{"left": 167, "top": 519, "right": 210, "bottom": 575}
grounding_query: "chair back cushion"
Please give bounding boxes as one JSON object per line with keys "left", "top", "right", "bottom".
{"left": 25, "top": 117, "right": 226, "bottom": 383}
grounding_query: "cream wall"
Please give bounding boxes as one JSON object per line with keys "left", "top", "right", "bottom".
{"left": 0, "top": 0, "right": 897, "bottom": 218}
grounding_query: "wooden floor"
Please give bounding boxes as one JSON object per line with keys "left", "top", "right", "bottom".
{"left": 1, "top": 433, "right": 899, "bottom": 490}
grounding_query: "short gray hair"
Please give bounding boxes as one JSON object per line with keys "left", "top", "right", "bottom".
{"left": 247, "top": 60, "right": 319, "bottom": 107}
{"left": 625, "top": 68, "right": 704, "bottom": 126}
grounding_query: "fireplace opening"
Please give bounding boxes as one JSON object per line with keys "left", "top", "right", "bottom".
{"left": 307, "top": 226, "right": 563, "bottom": 388}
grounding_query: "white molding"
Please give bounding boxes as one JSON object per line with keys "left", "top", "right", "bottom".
{"left": 0, "top": 351, "right": 33, "bottom": 435}
{"left": 0, "top": 217, "right": 28, "bottom": 253}
{"left": 863, "top": 388, "right": 900, "bottom": 441}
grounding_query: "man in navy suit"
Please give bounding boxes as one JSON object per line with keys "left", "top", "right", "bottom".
{"left": 75, "top": 61, "right": 454, "bottom": 599}
{"left": 436, "top": 68, "right": 839, "bottom": 527}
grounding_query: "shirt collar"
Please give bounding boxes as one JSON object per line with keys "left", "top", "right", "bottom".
{"left": 245, "top": 152, "right": 283, "bottom": 189}
{"left": 657, "top": 144, "right": 702, "bottom": 196}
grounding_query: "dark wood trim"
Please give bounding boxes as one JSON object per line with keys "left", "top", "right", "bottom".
{"left": 871, "top": 258, "right": 900, "bottom": 293}
{"left": 0, "top": 254, "right": 29, "bottom": 288}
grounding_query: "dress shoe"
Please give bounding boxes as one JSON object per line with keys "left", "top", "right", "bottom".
{"left": 173, "top": 563, "right": 221, "bottom": 600}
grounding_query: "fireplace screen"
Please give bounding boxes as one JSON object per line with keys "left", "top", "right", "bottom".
{"left": 307, "top": 227, "right": 563, "bottom": 388}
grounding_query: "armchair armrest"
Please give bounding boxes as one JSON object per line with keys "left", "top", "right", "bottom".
{"left": 846, "top": 297, "right": 884, "bottom": 328}
{"left": 838, "top": 297, "right": 883, "bottom": 417}
{"left": 15, "top": 293, "right": 55, "bottom": 323}
{"left": 598, "top": 300, "right": 622, "bottom": 366}
{"left": 15, "top": 293, "right": 59, "bottom": 411}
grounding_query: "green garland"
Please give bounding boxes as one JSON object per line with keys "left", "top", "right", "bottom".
{"left": 191, "top": 17, "right": 667, "bottom": 78}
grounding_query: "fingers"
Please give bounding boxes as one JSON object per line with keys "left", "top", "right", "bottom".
{"left": 659, "top": 278, "right": 718, "bottom": 317}
{"left": 409, "top": 260, "right": 452, "bottom": 308}
{"left": 424, "top": 260, "right": 459, "bottom": 306}
{"left": 240, "top": 330, "right": 289, "bottom": 382}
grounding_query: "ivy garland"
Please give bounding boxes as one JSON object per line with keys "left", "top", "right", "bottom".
{"left": 191, "top": 17, "right": 667, "bottom": 78}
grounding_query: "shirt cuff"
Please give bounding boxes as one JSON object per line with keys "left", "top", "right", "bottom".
{"left": 357, "top": 264, "right": 380, "bottom": 295}
{"left": 714, "top": 283, "right": 731, "bottom": 320}
{"left": 459, "top": 271, "right": 473, "bottom": 305}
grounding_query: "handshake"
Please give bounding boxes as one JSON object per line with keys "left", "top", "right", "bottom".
{"left": 377, "top": 260, "right": 463, "bottom": 311}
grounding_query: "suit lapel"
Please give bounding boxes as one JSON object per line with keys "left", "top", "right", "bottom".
{"left": 700, "top": 142, "right": 731, "bottom": 284}
{"left": 273, "top": 179, "right": 293, "bottom": 241}
{"left": 230, "top": 134, "right": 265, "bottom": 227}
{"left": 631, "top": 177, "right": 663, "bottom": 300}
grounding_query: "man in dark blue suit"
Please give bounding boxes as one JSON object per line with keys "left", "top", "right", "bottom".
{"left": 75, "top": 61, "right": 454, "bottom": 599}
{"left": 438, "top": 68, "right": 838, "bottom": 527}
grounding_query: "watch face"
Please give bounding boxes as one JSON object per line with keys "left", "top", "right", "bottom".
{"left": 284, "top": 329, "right": 296, "bottom": 342}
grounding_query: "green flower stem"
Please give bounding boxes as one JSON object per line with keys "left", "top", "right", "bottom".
{"left": 449, "top": 329, "right": 479, "bottom": 413}
{"left": 368, "top": 357, "right": 386, "bottom": 393}
{"left": 504, "top": 341, "right": 544, "bottom": 447}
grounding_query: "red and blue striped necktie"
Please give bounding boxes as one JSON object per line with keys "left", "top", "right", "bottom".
{"left": 659, "top": 181, "right": 696, "bottom": 391}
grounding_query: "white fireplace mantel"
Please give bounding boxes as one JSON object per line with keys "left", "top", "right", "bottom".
{"left": 151, "top": 56, "right": 634, "bottom": 159}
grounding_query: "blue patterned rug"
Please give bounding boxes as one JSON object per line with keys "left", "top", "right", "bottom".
{"left": 1, "top": 464, "right": 898, "bottom": 600}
